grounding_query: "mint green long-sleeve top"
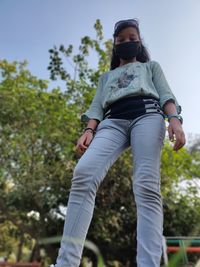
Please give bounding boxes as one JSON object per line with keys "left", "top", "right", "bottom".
{"left": 81, "top": 61, "right": 181, "bottom": 122}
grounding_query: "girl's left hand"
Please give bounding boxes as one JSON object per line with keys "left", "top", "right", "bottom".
{"left": 168, "top": 118, "right": 186, "bottom": 151}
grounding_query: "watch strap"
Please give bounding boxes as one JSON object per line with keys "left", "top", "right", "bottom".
{"left": 167, "top": 114, "right": 183, "bottom": 124}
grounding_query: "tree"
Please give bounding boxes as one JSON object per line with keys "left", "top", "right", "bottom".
{"left": 0, "top": 59, "right": 80, "bottom": 262}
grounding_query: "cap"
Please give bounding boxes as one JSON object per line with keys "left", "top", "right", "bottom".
{"left": 114, "top": 19, "right": 139, "bottom": 36}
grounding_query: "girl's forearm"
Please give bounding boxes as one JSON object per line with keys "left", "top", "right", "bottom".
{"left": 86, "top": 119, "right": 99, "bottom": 130}
{"left": 163, "top": 101, "right": 178, "bottom": 115}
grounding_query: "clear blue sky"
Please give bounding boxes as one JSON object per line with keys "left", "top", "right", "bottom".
{"left": 1, "top": 0, "right": 200, "bottom": 136}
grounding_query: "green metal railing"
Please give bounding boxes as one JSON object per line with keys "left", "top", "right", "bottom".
{"left": 164, "top": 236, "right": 200, "bottom": 266}
{"left": 38, "top": 235, "right": 200, "bottom": 267}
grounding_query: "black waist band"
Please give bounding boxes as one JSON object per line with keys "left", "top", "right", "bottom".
{"left": 103, "top": 96, "right": 164, "bottom": 120}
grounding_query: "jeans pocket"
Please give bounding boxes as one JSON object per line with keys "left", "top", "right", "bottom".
{"left": 96, "top": 118, "right": 109, "bottom": 132}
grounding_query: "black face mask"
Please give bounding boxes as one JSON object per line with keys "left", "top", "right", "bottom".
{"left": 115, "top": 41, "right": 140, "bottom": 60}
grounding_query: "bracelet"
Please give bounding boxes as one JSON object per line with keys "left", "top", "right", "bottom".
{"left": 84, "top": 127, "right": 96, "bottom": 134}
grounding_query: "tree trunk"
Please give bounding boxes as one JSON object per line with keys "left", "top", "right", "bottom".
{"left": 17, "top": 233, "right": 24, "bottom": 261}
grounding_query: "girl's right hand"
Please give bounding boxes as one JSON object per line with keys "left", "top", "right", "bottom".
{"left": 76, "top": 131, "right": 94, "bottom": 155}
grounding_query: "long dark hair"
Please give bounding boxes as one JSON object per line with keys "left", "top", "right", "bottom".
{"left": 110, "top": 26, "right": 150, "bottom": 70}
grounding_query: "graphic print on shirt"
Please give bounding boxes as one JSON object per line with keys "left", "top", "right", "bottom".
{"left": 117, "top": 71, "right": 138, "bottom": 88}
{"left": 107, "top": 69, "right": 139, "bottom": 100}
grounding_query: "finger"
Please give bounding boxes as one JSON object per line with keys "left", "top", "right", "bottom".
{"left": 178, "top": 132, "right": 186, "bottom": 149}
{"left": 168, "top": 125, "right": 174, "bottom": 141}
{"left": 84, "top": 133, "right": 93, "bottom": 146}
{"left": 173, "top": 132, "right": 186, "bottom": 151}
{"left": 76, "top": 142, "right": 87, "bottom": 149}
{"left": 182, "top": 132, "right": 186, "bottom": 146}
{"left": 174, "top": 141, "right": 184, "bottom": 151}
{"left": 81, "top": 143, "right": 88, "bottom": 149}
{"left": 173, "top": 131, "right": 182, "bottom": 151}
{"left": 76, "top": 143, "right": 87, "bottom": 153}
{"left": 75, "top": 145, "right": 86, "bottom": 155}
{"left": 173, "top": 139, "right": 181, "bottom": 151}
{"left": 76, "top": 137, "right": 88, "bottom": 150}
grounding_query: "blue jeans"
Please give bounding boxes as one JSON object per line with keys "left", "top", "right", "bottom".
{"left": 55, "top": 113, "right": 166, "bottom": 267}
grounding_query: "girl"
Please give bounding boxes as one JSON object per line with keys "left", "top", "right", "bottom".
{"left": 54, "top": 19, "right": 186, "bottom": 267}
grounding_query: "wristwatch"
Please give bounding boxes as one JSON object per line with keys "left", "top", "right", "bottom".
{"left": 167, "top": 114, "right": 183, "bottom": 124}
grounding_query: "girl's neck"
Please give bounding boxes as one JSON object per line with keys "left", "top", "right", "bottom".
{"left": 119, "top": 57, "right": 137, "bottom": 66}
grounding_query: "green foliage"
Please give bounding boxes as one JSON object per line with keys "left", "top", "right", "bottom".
{"left": 48, "top": 19, "right": 113, "bottom": 110}
{"left": 0, "top": 59, "right": 80, "bottom": 261}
